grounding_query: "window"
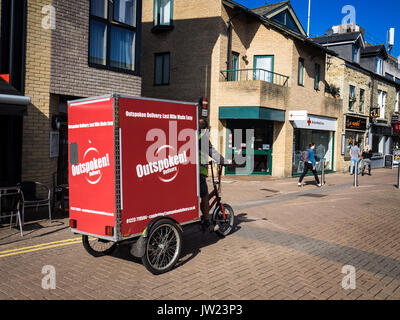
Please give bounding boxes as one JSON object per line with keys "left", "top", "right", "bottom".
{"left": 231, "top": 52, "right": 239, "bottom": 81}
{"left": 349, "top": 86, "right": 356, "bottom": 111}
{"left": 359, "top": 88, "right": 365, "bottom": 113}
{"left": 154, "top": 0, "right": 173, "bottom": 26}
{"left": 375, "top": 57, "right": 383, "bottom": 75}
{"left": 378, "top": 90, "right": 386, "bottom": 119}
{"left": 254, "top": 55, "right": 274, "bottom": 83}
{"left": 154, "top": 53, "right": 170, "bottom": 85}
{"left": 271, "top": 9, "right": 302, "bottom": 34}
{"left": 89, "top": 0, "right": 139, "bottom": 72}
{"left": 298, "top": 58, "right": 304, "bottom": 86}
{"left": 385, "top": 73, "right": 394, "bottom": 81}
{"left": 314, "top": 64, "right": 320, "bottom": 90}
{"left": 396, "top": 90, "right": 399, "bottom": 113}
{"left": 352, "top": 45, "right": 360, "bottom": 63}
{"left": 396, "top": 77, "right": 400, "bottom": 84}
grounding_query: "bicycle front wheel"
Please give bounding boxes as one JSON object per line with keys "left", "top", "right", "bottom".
{"left": 212, "top": 203, "right": 235, "bottom": 237}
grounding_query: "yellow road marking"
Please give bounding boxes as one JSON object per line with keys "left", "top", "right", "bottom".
{"left": 0, "top": 236, "right": 97, "bottom": 259}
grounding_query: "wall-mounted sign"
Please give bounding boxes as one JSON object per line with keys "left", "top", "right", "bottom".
{"left": 292, "top": 115, "right": 337, "bottom": 131}
{"left": 392, "top": 122, "right": 400, "bottom": 134}
{"left": 392, "top": 115, "right": 399, "bottom": 123}
{"left": 370, "top": 108, "right": 380, "bottom": 118}
{"left": 50, "top": 131, "right": 59, "bottom": 158}
{"left": 289, "top": 110, "right": 308, "bottom": 121}
{"left": 346, "top": 116, "right": 367, "bottom": 131}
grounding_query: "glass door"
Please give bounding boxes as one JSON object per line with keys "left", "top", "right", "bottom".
{"left": 226, "top": 120, "right": 273, "bottom": 175}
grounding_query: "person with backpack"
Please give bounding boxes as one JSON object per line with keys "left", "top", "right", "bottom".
{"left": 298, "top": 142, "right": 321, "bottom": 187}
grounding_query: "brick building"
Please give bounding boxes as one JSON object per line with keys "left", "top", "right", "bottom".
{"left": 141, "top": 0, "right": 343, "bottom": 178}
{"left": 0, "top": 0, "right": 142, "bottom": 189}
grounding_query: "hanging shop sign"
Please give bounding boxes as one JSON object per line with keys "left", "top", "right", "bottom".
{"left": 346, "top": 116, "right": 367, "bottom": 131}
{"left": 288, "top": 110, "right": 308, "bottom": 121}
{"left": 292, "top": 115, "right": 336, "bottom": 131}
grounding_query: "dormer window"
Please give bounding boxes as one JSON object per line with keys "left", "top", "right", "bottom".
{"left": 352, "top": 45, "right": 360, "bottom": 63}
{"left": 376, "top": 57, "right": 383, "bottom": 75}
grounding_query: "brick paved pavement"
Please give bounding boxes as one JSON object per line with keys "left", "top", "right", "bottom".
{"left": 0, "top": 168, "right": 399, "bottom": 300}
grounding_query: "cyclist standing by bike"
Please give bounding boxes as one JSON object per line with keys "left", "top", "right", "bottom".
{"left": 198, "top": 118, "right": 230, "bottom": 232}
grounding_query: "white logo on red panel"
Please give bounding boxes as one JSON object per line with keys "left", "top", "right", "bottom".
{"left": 136, "top": 146, "right": 188, "bottom": 183}
{"left": 71, "top": 146, "right": 111, "bottom": 185}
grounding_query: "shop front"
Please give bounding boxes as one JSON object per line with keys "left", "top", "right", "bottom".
{"left": 368, "top": 123, "right": 393, "bottom": 168}
{"left": 343, "top": 115, "right": 368, "bottom": 160}
{"left": 219, "top": 107, "right": 285, "bottom": 176}
{"left": 291, "top": 115, "right": 337, "bottom": 176}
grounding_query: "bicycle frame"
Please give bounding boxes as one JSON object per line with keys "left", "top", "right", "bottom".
{"left": 208, "top": 161, "right": 227, "bottom": 220}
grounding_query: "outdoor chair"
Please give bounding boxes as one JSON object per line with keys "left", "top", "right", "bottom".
{"left": 18, "top": 181, "right": 52, "bottom": 223}
{"left": 0, "top": 187, "right": 23, "bottom": 236}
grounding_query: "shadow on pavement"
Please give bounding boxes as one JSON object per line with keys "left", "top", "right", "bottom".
{"left": 107, "top": 213, "right": 257, "bottom": 272}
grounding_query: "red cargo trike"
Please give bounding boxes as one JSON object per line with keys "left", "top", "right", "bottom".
{"left": 67, "top": 94, "right": 234, "bottom": 274}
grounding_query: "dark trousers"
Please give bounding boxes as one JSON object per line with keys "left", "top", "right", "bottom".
{"left": 299, "top": 162, "right": 320, "bottom": 184}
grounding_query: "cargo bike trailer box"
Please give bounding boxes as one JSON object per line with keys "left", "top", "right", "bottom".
{"left": 68, "top": 94, "right": 202, "bottom": 274}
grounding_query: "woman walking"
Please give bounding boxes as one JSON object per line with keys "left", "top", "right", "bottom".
{"left": 298, "top": 142, "right": 321, "bottom": 187}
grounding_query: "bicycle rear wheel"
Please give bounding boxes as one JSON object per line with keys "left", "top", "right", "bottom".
{"left": 212, "top": 203, "right": 235, "bottom": 237}
{"left": 82, "top": 235, "right": 117, "bottom": 257}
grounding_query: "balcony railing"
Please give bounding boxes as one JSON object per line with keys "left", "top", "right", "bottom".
{"left": 220, "top": 68, "right": 290, "bottom": 87}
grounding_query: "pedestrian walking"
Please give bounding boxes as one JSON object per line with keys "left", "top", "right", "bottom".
{"left": 298, "top": 142, "right": 321, "bottom": 187}
{"left": 350, "top": 142, "right": 362, "bottom": 175}
{"left": 361, "top": 145, "right": 372, "bottom": 176}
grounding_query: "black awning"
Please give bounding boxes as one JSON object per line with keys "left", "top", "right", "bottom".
{"left": 0, "top": 103, "right": 27, "bottom": 116}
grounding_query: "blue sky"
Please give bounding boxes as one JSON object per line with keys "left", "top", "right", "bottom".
{"left": 235, "top": 0, "right": 400, "bottom": 58}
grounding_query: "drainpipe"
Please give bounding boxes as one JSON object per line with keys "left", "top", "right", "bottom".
{"left": 226, "top": 21, "right": 232, "bottom": 73}
{"left": 8, "top": 0, "right": 15, "bottom": 85}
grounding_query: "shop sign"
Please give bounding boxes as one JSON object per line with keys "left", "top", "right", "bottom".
{"left": 292, "top": 115, "right": 336, "bottom": 131}
{"left": 370, "top": 108, "right": 380, "bottom": 118}
{"left": 393, "top": 122, "right": 400, "bottom": 134}
{"left": 346, "top": 116, "right": 367, "bottom": 131}
{"left": 392, "top": 115, "right": 399, "bottom": 123}
{"left": 394, "top": 150, "right": 400, "bottom": 161}
{"left": 289, "top": 110, "right": 308, "bottom": 121}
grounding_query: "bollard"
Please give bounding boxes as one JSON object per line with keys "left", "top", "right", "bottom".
{"left": 321, "top": 159, "right": 325, "bottom": 186}
{"left": 353, "top": 161, "right": 359, "bottom": 187}
{"left": 397, "top": 164, "right": 400, "bottom": 189}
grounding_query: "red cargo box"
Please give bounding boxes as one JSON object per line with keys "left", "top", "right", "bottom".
{"left": 68, "top": 94, "right": 200, "bottom": 241}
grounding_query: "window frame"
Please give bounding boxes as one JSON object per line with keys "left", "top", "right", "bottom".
{"left": 154, "top": 52, "right": 170, "bottom": 86}
{"left": 231, "top": 51, "right": 240, "bottom": 81}
{"left": 153, "top": 0, "right": 173, "bottom": 27}
{"left": 352, "top": 45, "right": 360, "bottom": 63}
{"left": 314, "top": 63, "right": 320, "bottom": 90}
{"left": 349, "top": 85, "right": 356, "bottom": 111}
{"left": 88, "top": 0, "right": 142, "bottom": 76}
{"left": 375, "top": 56, "right": 383, "bottom": 75}
{"left": 395, "top": 90, "right": 399, "bottom": 113}
{"left": 298, "top": 58, "right": 304, "bottom": 86}
{"left": 359, "top": 88, "right": 365, "bottom": 113}
{"left": 378, "top": 90, "right": 386, "bottom": 119}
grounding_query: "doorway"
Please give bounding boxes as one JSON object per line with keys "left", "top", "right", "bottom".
{"left": 225, "top": 120, "right": 273, "bottom": 175}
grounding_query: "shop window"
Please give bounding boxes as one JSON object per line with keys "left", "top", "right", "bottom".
{"left": 89, "top": 0, "right": 138, "bottom": 73}
{"left": 372, "top": 135, "right": 384, "bottom": 156}
{"left": 349, "top": 86, "right": 356, "bottom": 111}
{"left": 359, "top": 88, "right": 365, "bottom": 113}
{"left": 154, "top": 52, "right": 170, "bottom": 85}
{"left": 344, "top": 133, "right": 363, "bottom": 159}
{"left": 298, "top": 58, "right": 304, "bottom": 86}
{"left": 154, "top": 0, "right": 173, "bottom": 26}
{"left": 293, "top": 129, "right": 333, "bottom": 175}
